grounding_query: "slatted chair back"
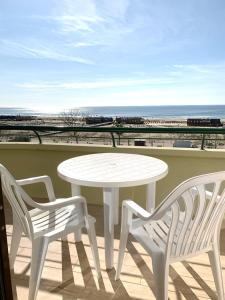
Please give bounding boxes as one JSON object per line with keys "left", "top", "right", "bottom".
{"left": 151, "top": 171, "right": 225, "bottom": 259}
{"left": 0, "top": 164, "right": 33, "bottom": 238}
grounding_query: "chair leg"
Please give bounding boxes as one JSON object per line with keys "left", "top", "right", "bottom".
{"left": 208, "top": 247, "right": 225, "bottom": 300}
{"left": 115, "top": 203, "right": 132, "bottom": 280}
{"left": 152, "top": 253, "right": 169, "bottom": 300}
{"left": 86, "top": 219, "right": 101, "bottom": 278}
{"left": 9, "top": 221, "right": 22, "bottom": 268}
{"left": 28, "top": 237, "right": 49, "bottom": 300}
{"left": 115, "top": 224, "right": 129, "bottom": 280}
{"left": 74, "top": 228, "right": 82, "bottom": 242}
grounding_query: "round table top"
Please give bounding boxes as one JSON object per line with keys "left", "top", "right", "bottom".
{"left": 57, "top": 153, "right": 168, "bottom": 188}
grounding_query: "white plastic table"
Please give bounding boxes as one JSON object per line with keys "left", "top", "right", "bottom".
{"left": 57, "top": 153, "right": 168, "bottom": 269}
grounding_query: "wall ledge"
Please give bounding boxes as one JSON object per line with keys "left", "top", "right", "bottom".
{"left": 1, "top": 142, "right": 225, "bottom": 159}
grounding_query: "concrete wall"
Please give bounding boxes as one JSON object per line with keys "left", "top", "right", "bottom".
{"left": 1, "top": 143, "right": 225, "bottom": 208}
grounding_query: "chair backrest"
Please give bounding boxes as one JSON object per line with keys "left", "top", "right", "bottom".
{"left": 151, "top": 171, "right": 225, "bottom": 258}
{"left": 0, "top": 164, "right": 33, "bottom": 238}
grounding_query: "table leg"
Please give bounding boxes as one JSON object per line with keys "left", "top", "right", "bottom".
{"left": 71, "top": 184, "right": 82, "bottom": 242}
{"left": 146, "top": 182, "right": 156, "bottom": 212}
{"left": 112, "top": 188, "right": 119, "bottom": 225}
{"left": 103, "top": 188, "right": 116, "bottom": 269}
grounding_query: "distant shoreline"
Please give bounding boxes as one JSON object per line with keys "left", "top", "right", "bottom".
{"left": 1, "top": 105, "right": 225, "bottom": 119}
{"left": 0, "top": 114, "right": 225, "bottom": 122}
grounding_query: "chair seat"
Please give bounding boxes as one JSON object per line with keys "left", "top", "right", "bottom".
{"left": 131, "top": 211, "right": 189, "bottom": 257}
{"left": 30, "top": 204, "right": 92, "bottom": 238}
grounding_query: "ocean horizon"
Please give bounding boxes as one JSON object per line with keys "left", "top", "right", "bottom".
{"left": 1, "top": 105, "right": 225, "bottom": 119}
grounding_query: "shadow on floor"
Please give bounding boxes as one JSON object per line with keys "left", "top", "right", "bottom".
{"left": 5, "top": 202, "right": 225, "bottom": 300}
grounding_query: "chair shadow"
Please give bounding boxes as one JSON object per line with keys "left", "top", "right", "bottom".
{"left": 126, "top": 238, "right": 215, "bottom": 300}
{"left": 169, "top": 265, "right": 200, "bottom": 300}
{"left": 10, "top": 263, "right": 31, "bottom": 300}
{"left": 75, "top": 241, "right": 135, "bottom": 299}
{"left": 126, "top": 238, "right": 157, "bottom": 297}
{"left": 50, "top": 238, "right": 113, "bottom": 300}
{"left": 10, "top": 234, "right": 222, "bottom": 300}
{"left": 106, "top": 268, "right": 131, "bottom": 300}
{"left": 182, "top": 261, "right": 217, "bottom": 299}
{"left": 7, "top": 203, "right": 225, "bottom": 300}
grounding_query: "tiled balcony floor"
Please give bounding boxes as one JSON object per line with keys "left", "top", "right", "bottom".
{"left": 5, "top": 203, "right": 225, "bottom": 300}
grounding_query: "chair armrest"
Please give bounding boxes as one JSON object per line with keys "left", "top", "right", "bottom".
{"left": 30, "top": 195, "right": 86, "bottom": 211}
{"left": 16, "top": 175, "right": 56, "bottom": 201}
{"left": 123, "top": 200, "right": 152, "bottom": 220}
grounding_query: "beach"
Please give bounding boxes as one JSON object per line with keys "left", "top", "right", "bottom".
{"left": 0, "top": 114, "right": 224, "bottom": 149}
{"left": 1, "top": 105, "right": 225, "bottom": 149}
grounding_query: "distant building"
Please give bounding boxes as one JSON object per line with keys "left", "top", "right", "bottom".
{"left": 0, "top": 115, "right": 36, "bottom": 121}
{"left": 85, "top": 116, "right": 113, "bottom": 124}
{"left": 134, "top": 139, "right": 146, "bottom": 146}
{"left": 187, "top": 118, "right": 223, "bottom": 127}
{"left": 115, "top": 117, "right": 144, "bottom": 124}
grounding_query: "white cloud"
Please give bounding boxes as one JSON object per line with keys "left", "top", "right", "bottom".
{"left": 174, "top": 63, "right": 225, "bottom": 71}
{"left": 172, "top": 63, "right": 225, "bottom": 82}
{"left": 15, "top": 62, "right": 225, "bottom": 93}
{"left": 53, "top": 0, "right": 104, "bottom": 33}
{"left": 16, "top": 77, "right": 175, "bottom": 90}
{"left": 72, "top": 41, "right": 100, "bottom": 48}
{"left": 174, "top": 64, "right": 212, "bottom": 73}
{"left": 50, "top": 0, "right": 136, "bottom": 48}
{"left": 29, "top": 0, "right": 197, "bottom": 54}
{"left": 79, "top": 86, "right": 224, "bottom": 107}
{"left": 53, "top": 15, "right": 104, "bottom": 33}
{"left": 0, "top": 40, "right": 94, "bottom": 64}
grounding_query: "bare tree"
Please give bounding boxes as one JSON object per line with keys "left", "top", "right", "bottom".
{"left": 113, "top": 119, "right": 124, "bottom": 145}
{"left": 61, "top": 109, "right": 81, "bottom": 126}
{"left": 60, "top": 109, "right": 88, "bottom": 144}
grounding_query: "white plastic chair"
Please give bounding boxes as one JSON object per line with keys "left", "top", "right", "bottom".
{"left": 0, "top": 164, "right": 101, "bottom": 300}
{"left": 116, "top": 171, "right": 225, "bottom": 300}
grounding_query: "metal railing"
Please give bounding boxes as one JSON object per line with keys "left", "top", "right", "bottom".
{"left": 1, "top": 124, "right": 225, "bottom": 149}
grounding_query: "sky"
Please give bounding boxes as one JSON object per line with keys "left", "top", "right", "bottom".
{"left": 0, "top": 0, "right": 225, "bottom": 113}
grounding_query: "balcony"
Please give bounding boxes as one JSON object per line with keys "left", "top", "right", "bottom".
{"left": 1, "top": 142, "right": 225, "bottom": 299}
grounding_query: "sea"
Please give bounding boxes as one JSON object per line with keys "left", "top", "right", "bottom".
{"left": 1, "top": 105, "right": 225, "bottom": 119}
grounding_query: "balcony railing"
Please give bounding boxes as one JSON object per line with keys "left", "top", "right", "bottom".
{"left": 1, "top": 124, "right": 225, "bottom": 149}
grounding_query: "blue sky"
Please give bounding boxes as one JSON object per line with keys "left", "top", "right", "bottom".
{"left": 0, "top": 0, "right": 225, "bottom": 113}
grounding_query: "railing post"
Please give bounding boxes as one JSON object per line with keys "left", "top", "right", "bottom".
{"left": 33, "top": 130, "right": 42, "bottom": 144}
{"left": 0, "top": 177, "right": 14, "bottom": 300}
{"left": 201, "top": 134, "right": 206, "bottom": 150}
